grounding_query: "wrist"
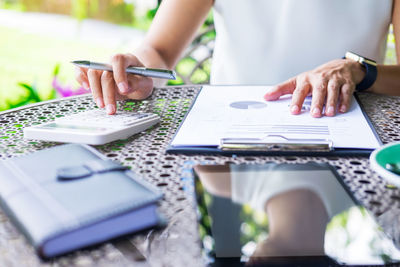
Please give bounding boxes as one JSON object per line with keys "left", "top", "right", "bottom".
{"left": 349, "top": 60, "right": 367, "bottom": 84}
{"left": 343, "top": 51, "right": 377, "bottom": 91}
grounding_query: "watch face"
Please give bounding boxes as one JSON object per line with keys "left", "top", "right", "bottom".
{"left": 345, "top": 52, "right": 377, "bottom": 66}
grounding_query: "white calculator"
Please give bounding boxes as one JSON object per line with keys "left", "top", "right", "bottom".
{"left": 24, "top": 109, "right": 160, "bottom": 145}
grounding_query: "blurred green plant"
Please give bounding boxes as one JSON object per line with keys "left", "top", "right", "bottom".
{"left": 239, "top": 204, "right": 269, "bottom": 246}
{"left": 4, "top": 1, "right": 396, "bottom": 112}
{"left": 52, "top": 63, "right": 90, "bottom": 97}
{"left": 130, "top": 1, "right": 160, "bottom": 30}
{"left": 0, "top": 0, "right": 136, "bottom": 24}
{"left": 3, "top": 81, "right": 53, "bottom": 110}
{"left": 1, "top": 63, "right": 90, "bottom": 111}
{"left": 71, "top": 0, "right": 92, "bottom": 20}
{"left": 170, "top": 11, "right": 215, "bottom": 85}
{"left": 0, "top": 0, "right": 23, "bottom": 10}
{"left": 146, "top": 2, "right": 158, "bottom": 19}
{"left": 0, "top": 17, "right": 124, "bottom": 111}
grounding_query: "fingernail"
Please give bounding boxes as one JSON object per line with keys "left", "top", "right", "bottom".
{"left": 118, "top": 82, "right": 129, "bottom": 94}
{"left": 290, "top": 105, "right": 300, "bottom": 114}
{"left": 106, "top": 104, "right": 115, "bottom": 114}
{"left": 95, "top": 97, "right": 104, "bottom": 108}
{"left": 312, "top": 107, "right": 321, "bottom": 117}
{"left": 339, "top": 105, "right": 347, "bottom": 113}
{"left": 326, "top": 106, "right": 335, "bottom": 116}
{"left": 83, "top": 82, "right": 89, "bottom": 90}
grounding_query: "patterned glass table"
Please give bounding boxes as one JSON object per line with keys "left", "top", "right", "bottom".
{"left": 1, "top": 86, "right": 400, "bottom": 266}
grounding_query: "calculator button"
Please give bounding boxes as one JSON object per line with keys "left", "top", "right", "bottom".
{"left": 56, "top": 110, "right": 154, "bottom": 127}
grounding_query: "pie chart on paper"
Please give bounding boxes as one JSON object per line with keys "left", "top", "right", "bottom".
{"left": 229, "top": 101, "right": 268, "bottom": 110}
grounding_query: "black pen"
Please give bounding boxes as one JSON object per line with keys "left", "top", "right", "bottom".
{"left": 72, "top": 60, "right": 176, "bottom": 80}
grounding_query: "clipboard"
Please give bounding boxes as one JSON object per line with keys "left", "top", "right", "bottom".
{"left": 166, "top": 86, "right": 382, "bottom": 157}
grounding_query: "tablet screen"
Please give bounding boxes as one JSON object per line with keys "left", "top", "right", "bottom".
{"left": 193, "top": 163, "right": 400, "bottom": 266}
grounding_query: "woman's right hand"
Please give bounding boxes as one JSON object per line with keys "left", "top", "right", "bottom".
{"left": 75, "top": 53, "right": 154, "bottom": 115}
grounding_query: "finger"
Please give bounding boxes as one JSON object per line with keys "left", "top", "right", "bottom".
{"left": 125, "top": 53, "right": 145, "bottom": 67}
{"left": 290, "top": 81, "right": 311, "bottom": 115}
{"left": 74, "top": 67, "right": 90, "bottom": 90}
{"left": 101, "top": 71, "right": 117, "bottom": 115}
{"left": 338, "top": 83, "right": 355, "bottom": 113}
{"left": 310, "top": 81, "right": 328, "bottom": 118}
{"left": 87, "top": 69, "right": 104, "bottom": 108}
{"left": 111, "top": 54, "right": 131, "bottom": 95}
{"left": 264, "top": 77, "right": 297, "bottom": 101}
{"left": 324, "top": 79, "right": 341, "bottom": 117}
{"left": 126, "top": 76, "right": 154, "bottom": 100}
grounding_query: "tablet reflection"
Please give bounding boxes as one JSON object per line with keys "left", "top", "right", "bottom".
{"left": 194, "top": 164, "right": 400, "bottom": 266}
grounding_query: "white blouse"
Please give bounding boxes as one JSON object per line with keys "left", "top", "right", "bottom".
{"left": 211, "top": 0, "right": 393, "bottom": 85}
{"left": 230, "top": 164, "right": 354, "bottom": 219}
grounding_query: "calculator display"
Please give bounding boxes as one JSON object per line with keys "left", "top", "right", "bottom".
{"left": 38, "top": 123, "right": 109, "bottom": 133}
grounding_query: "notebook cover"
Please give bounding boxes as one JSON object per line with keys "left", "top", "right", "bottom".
{"left": 0, "top": 144, "right": 163, "bottom": 258}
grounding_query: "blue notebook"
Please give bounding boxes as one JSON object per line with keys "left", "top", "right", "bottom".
{"left": 0, "top": 144, "right": 163, "bottom": 259}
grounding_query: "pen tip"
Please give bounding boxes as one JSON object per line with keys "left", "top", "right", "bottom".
{"left": 171, "top": 70, "right": 177, "bottom": 80}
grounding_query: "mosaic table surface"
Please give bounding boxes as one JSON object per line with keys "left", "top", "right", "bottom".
{"left": 0, "top": 86, "right": 400, "bottom": 267}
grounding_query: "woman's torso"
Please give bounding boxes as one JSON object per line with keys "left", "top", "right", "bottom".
{"left": 211, "top": 0, "right": 393, "bottom": 85}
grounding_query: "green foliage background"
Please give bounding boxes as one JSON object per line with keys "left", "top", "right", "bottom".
{"left": 0, "top": 0, "right": 158, "bottom": 111}
{"left": 0, "top": 25, "right": 122, "bottom": 110}
{"left": 0, "top": 1, "right": 397, "bottom": 111}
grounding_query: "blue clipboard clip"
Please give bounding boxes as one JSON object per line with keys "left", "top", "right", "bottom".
{"left": 219, "top": 135, "right": 333, "bottom": 152}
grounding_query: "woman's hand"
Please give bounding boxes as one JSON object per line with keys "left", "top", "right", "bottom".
{"left": 75, "top": 53, "right": 154, "bottom": 115}
{"left": 264, "top": 59, "right": 366, "bottom": 117}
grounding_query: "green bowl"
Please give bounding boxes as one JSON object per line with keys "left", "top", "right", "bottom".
{"left": 370, "top": 142, "right": 400, "bottom": 187}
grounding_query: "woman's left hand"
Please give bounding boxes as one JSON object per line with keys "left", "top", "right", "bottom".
{"left": 264, "top": 59, "right": 366, "bottom": 117}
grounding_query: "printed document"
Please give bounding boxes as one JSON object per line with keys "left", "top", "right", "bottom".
{"left": 171, "top": 85, "right": 380, "bottom": 149}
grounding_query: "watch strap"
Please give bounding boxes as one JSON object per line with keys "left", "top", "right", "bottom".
{"left": 356, "top": 60, "right": 377, "bottom": 91}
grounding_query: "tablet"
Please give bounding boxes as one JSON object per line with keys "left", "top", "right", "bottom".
{"left": 193, "top": 163, "right": 400, "bottom": 266}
